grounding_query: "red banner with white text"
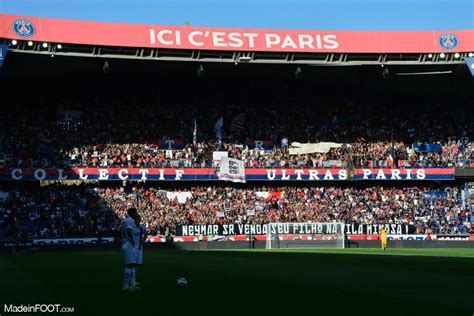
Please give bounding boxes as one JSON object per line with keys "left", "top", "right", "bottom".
{"left": 0, "top": 167, "right": 454, "bottom": 181}
{"left": 1, "top": 14, "right": 473, "bottom": 53}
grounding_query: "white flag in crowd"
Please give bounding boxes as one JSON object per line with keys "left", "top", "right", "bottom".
{"left": 165, "top": 191, "right": 193, "bottom": 204}
{"left": 289, "top": 142, "right": 348, "bottom": 155}
{"left": 218, "top": 157, "right": 246, "bottom": 183}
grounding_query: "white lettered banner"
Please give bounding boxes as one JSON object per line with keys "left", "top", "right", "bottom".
{"left": 218, "top": 157, "right": 246, "bottom": 183}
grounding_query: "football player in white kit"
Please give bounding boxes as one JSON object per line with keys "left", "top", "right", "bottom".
{"left": 132, "top": 214, "right": 147, "bottom": 289}
{"left": 121, "top": 208, "right": 140, "bottom": 291}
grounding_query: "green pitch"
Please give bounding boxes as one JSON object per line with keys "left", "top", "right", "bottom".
{"left": 1, "top": 248, "right": 473, "bottom": 316}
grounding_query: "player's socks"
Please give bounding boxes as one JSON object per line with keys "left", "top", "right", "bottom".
{"left": 123, "top": 268, "right": 129, "bottom": 290}
{"left": 131, "top": 268, "right": 136, "bottom": 287}
{"left": 132, "top": 268, "right": 142, "bottom": 289}
{"left": 123, "top": 268, "right": 133, "bottom": 290}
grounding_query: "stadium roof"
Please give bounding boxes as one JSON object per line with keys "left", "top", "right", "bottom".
{"left": 1, "top": 0, "right": 473, "bottom": 65}
{"left": 1, "top": 14, "right": 474, "bottom": 66}
{"left": 1, "top": 0, "right": 473, "bottom": 31}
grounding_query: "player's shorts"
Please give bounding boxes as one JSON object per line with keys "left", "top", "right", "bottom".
{"left": 135, "top": 248, "right": 143, "bottom": 265}
{"left": 121, "top": 244, "right": 137, "bottom": 265}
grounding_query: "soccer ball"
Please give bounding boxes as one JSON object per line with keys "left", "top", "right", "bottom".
{"left": 177, "top": 277, "right": 187, "bottom": 287}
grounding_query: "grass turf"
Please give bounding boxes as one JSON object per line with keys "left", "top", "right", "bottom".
{"left": 1, "top": 248, "right": 473, "bottom": 316}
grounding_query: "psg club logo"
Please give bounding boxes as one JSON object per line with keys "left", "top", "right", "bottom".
{"left": 438, "top": 33, "right": 458, "bottom": 50}
{"left": 12, "top": 19, "right": 36, "bottom": 38}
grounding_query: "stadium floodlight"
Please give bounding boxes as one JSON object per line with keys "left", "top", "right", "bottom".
{"left": 11, "top": 39, "right": 18, "bottom": 45}
{"left": 42, "top": 43, "right": 48, "bottom": 48}
{"left": 102, "top": 60, "right": 110, "bottom": 73}
{"left": 295, "top": 66, "right": 303, "bottom": 79}
{"left": 454, "top": 53, "right": 460, "bottom": 58}
{"left": 27, "top": 41, "right": 33, "bottom": 47}
{"left": 469, "top": 53, "right": 474, "bottom": 57}
{"left": 57, "top": 44, "right": 62, "bottom": 50}
{"left": 439, "top": 53, "right": 446, "bottom": 59}
{"left": 197, "top": 64, "right": 204, "bottom": 77}
{"left": 428, "top": 53, "right": 433, "bottom": 58}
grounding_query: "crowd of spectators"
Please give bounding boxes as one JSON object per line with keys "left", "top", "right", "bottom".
{"left": 0, "top": 184, "right": 470, "bottom": 239}
{"left": 1, "top": 100, "right": 472, "bottom": 169}
{"left": 0, "top": 186, "right": 116, "bottom": 240}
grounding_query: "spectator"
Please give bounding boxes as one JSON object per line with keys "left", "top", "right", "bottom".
{"left": 0, "top": 184, "right": 469, "bottom": 239}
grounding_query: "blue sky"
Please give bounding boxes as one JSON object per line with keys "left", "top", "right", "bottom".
{"left": 1, "top": 0, "right": 473, "bottom": 31}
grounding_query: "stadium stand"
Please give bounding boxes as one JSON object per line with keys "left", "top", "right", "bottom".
{"left": 0, "top": 54, "right": 472, "bottom": 242}
{"left": 0, "top": 184, "right": 470, "bottom": 239}
{"left": 1, "top": 101, "right": 472, "bottom": 169}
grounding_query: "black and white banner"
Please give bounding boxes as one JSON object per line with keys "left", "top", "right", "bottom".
{"left": 387, "top": 234, "right": 429, "bottom": 240}
{"left": 0, "top": 237, "right": 115, "bottom": 248}
{"left": 435, "top": 235, "right": 470, "bottom": 241}
{"left": 32, "top": 237, "right": 114, "bottom": 246}
{"left": 0, "top": 240, "right": 33, "bottom": 248}
{"left": 176, "top": 223, "right": 415, "bottom": 236}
